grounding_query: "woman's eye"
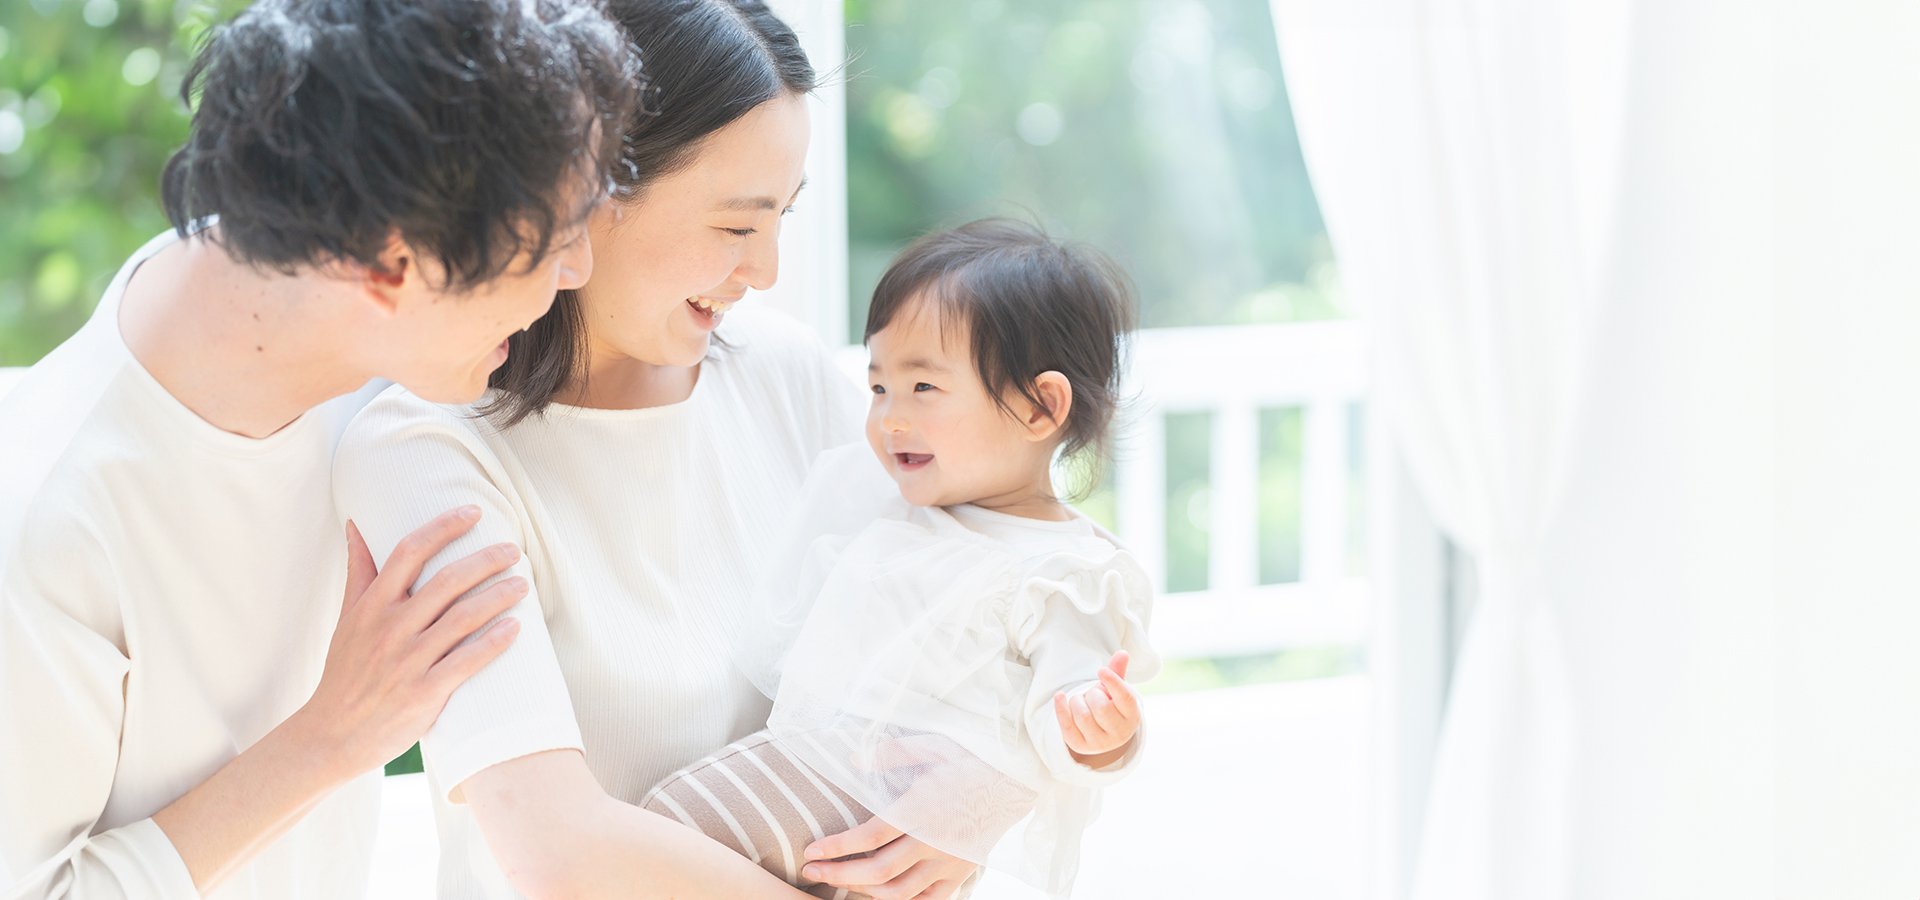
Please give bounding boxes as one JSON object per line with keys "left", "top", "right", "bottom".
{"left": 723, "top": 227, "right": 757, "bottom": 237}
{"left": 914, "top": 383, "right": 935, "bottom": 392}
{"left": 782, "top": 206, "right": 797, "bottom": 216}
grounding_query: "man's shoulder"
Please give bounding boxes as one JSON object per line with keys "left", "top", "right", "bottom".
{"left": 0, "top": 339, "right": 145, "bottom": 570}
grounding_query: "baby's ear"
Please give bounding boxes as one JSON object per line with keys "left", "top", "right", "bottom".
{"left": 1023, "top": 372, "right": 1074, "bottom": 442}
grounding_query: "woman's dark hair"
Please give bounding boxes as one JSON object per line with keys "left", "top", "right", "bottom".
{"left": 484, "top": 0, "right": 816, "bottom": 426}
{"left": 162, "top": 0, "right": 639, "bottom": 290}
{"left": 865, "top": 218, "right": 1138, "bottom": 493}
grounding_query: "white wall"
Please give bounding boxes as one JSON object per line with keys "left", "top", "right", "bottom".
{"left": 1772, "top": 0, "right": 1920, "bottom": 893}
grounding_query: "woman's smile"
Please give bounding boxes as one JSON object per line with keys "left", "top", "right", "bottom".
{"left": 685, "top": 295, "right": 738, "bottom": 331}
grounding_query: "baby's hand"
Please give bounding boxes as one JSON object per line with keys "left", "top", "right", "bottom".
{"left": 1054, "top": 650, "right": 1142, "bottom": 768}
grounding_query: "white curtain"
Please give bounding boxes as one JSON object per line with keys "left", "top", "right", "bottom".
{"left": 1269, "top": 2, "right": 1631, "bottom": 898}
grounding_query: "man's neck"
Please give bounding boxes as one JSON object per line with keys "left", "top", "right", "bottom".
{"left": 118, "top": 234, "right": 375, "bottom": 439}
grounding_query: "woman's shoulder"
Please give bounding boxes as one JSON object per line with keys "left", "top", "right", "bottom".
{"left": 705, "top": 307, "right": 867, "bottom": 445}
{"left": 335, "top": 384, "right": 499, "bottom": 470}
{"left": 711, "top": 304, "right": 817, "bottom": 349}
{"left": 709, "top": 307, "right": 840, "bottom": 378}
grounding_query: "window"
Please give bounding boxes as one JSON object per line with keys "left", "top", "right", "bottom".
{"left": 845, "top": 0, "right": 1340, "bottom": 337}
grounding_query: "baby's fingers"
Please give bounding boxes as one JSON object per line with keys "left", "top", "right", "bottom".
{"left": 1054, "top": 691, "right": 1091, "bottom": 750}
{"left": 1099, "top": 666, "right": 1142, "bottom": 723}
{"left": 1084, "top": 685, "right": 1131, "bottom": 736}
{"left": 1068, "top": 692, "right": 1107, "bottom": 744}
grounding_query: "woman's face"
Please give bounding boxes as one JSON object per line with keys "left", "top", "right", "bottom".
{"left": 577, "top": 92, "right": 811, "bottom": 369}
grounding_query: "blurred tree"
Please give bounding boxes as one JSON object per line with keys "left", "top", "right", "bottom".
{"left": 0, "top": 0, "right": 245, "bottom": 366}
{"left": 844, "top": 0, "right": 1337, "bottom": 339}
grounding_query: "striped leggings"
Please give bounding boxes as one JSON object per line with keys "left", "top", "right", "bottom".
{"left": 641, "top": 730, "right": 978, "bottom": 900}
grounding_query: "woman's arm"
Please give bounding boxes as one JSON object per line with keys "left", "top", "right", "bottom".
{"left": 462, "top": 750, "right": 816, "bottom": 900}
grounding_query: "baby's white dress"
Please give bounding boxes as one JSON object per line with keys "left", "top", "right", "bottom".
{"left": 733, "top": 443, "right": 1161, "bottom": 896}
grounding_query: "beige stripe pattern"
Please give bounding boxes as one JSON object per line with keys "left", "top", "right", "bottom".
{"left": 643, "top": 730, "right": 874, "bottom": 900}
{"left": 644, "top": 730, "right": 986, "bottom": 898}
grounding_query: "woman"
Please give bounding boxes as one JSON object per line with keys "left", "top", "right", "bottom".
{"left": 332, "top": 2, "right": 979, "bottom": 899}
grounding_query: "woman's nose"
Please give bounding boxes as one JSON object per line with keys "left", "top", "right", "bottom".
{"left": 732, "top": 223, "right": 781, "bottom": 291}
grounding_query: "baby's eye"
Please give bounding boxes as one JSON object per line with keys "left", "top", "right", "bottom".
{"left": 914, "top": 383, "right": 935, "bottom": 392}
{"left": 871, "top": 384, "right": 886, "bottom": 394}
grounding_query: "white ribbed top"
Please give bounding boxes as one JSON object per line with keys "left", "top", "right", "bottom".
{"left": 332, "top": 308, "right": 865, "bottom": 900}
{"left": 0, "top": 228, "right": 386, "bottom": 900}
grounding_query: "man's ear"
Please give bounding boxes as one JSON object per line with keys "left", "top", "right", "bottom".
{"left": 1023, "top": 372, "right": 1074, "bottom": 443}
{"left": 358, "top": 232, "right": 416, "bottom": 315}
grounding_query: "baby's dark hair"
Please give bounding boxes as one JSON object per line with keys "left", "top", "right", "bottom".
{"left": 865, "top": 218, "right": 1137, "bottom": 481}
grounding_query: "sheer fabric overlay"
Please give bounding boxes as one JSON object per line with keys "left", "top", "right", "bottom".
{"left": 735, "top": 444, "right": 1159, "bottom": 896}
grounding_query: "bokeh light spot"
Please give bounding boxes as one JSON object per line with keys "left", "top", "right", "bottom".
{"left": 123, "top": 48, "right": 162, "bottom": 86}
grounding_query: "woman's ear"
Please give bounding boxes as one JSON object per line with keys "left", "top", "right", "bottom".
{"left": 1023, "top": 372, "right": 1074, "bottom": 443}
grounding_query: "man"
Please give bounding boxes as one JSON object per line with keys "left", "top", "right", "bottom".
{"left": 0, "top": 1, "right": 636, "bottom": 897}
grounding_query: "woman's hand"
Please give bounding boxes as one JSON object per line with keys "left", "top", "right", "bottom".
{"left": 1054, "top": 650, "right": 1141, "bottom": 769}
{"left": 802, "top": 818, "right": 977, "bottom": 900}
{"left": 295, "top": 507, "right": 528, "bottom": 779}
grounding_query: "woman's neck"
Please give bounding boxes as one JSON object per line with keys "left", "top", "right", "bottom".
{"left": 560, "top": 344, "right": 699, "bottom": 410}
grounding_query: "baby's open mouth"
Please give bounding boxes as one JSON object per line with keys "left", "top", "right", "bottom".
{"left": 895, "top": 453, "right": 933, "bottom": 468}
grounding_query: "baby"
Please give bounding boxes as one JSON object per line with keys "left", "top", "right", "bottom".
{"left": 642, "top": 219, "right": 1159, "bottom": 899}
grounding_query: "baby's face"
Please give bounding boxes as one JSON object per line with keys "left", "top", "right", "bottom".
{"left": 865, "top": 298, "right": 1052, "bottom": 509}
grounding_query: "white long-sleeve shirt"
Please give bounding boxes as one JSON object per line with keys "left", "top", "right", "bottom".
{"left": 0, "top": 229, "right": 387, "bottom": 900}
{"left": 332, "top": 307, "right": 865, "bottom": 900}
{"left": 739, "top": 444, "right": 1158, "bottom": 895}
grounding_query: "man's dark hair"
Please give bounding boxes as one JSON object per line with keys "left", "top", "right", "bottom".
{"left": 161, "top": 0, "right": 639, "bottom": 290}
{"left": 484, "top": 0, "right": 816, "bottom": 427}
{"left": 865, "top": 218, "right": 1138, "bottom": 491}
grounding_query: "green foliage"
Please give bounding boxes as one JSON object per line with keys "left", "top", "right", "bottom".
{"left": 1164, "top": 410, "right": 1210, "bottom": 592}
{"left": 844, "top": 0, "right": 1335, "bottom": 340}
{"left": 1259, "top": 406, "right": 1303, "bottom": 584}
{"left": 384, "top": 742, "right": 423, "bottom": 777}
{"left": 0, "top": 0, "right": 246, "bottom": 366}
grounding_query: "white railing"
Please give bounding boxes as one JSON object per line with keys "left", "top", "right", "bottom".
{"left": 1116, "top": 320, "right": 1370, "bottom": 658}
